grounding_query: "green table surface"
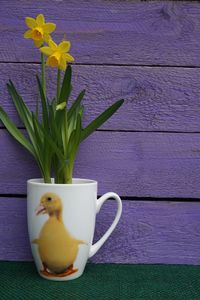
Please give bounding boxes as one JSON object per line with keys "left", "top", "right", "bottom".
{"left": 0, "top": 262, "right": 200, "bottom": 300}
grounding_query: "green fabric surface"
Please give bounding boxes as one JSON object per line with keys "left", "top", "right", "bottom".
{"left": 0, "top": 262, "right": 200, "bottom": 300}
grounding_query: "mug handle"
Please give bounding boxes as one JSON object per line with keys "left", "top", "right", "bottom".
{"left": 89, "top": 192, "right": 122, "bottom": 258}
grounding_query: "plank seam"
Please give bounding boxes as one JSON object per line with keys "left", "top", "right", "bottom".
{"left": 1, "top": 194, "right": 200, "bottom": 202}
{"left": 1, "top": 62, "right": 200, "bottom": 69}
{"left": 1, "top": 127, "right": 200, "bottom": 134}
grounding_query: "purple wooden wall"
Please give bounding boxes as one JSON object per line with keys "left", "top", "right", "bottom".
{"left": 1, "top": 0, "right": 200, "bottom": 264}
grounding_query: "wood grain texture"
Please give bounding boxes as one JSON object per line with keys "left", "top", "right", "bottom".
{"left": 1, "top": 63, "right": 200, "bottom": 132}
{"left": 1, "top": 1, "right": 200, "bottom": 65}
{"left": 1, "top": 197, "right": 200, "bottom": 264}
{"left": 1, "top": 129, "right": 200, "bottom": 198}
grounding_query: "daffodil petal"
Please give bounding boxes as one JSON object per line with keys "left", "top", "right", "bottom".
{"left": 43, "top": 23, "right": 56, "bottom": 33}
{"left": 40, "top": 46, "right": 54, "bottom": 56}
{"left": 34, "top": 40, "right": 43, "bottom": 48}
{"left": 48, "top": 39, "right": 58, "bottom": 51}
{"left": 43, "top": 33, "right": 51, "bottom": 43}
{"left": 63, "top": 53, "right": 74, "bottom": 62}
{"left": 46, "top": 56, "right": 51, "bottom": 66}
{"left": 23, "top": 29, "right": 32, "bottom": 39}
{"left": 25, "top": 17, "right": 37, "bottom": 29}
{"left": 59, "top": 56, "right": 67, "bottom": 71}
{"left": 58, "top": 41, "right": 71, "bottom": 53}
{"left": 36, "top": 14, "right": 45, "bottom": 26}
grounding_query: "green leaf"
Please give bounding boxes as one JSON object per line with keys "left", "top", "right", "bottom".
{"left": 61, "top": 110, "right": 68, "bottom": 157}
{"left": 79, "top": 105, "right": 84, "bottom": 118}
{"left": 81, "top": 99, "right": 124, "bottom": 141}
{"left": 7, "top": 81, "right": 32, "bottom": 127}
{"left": 68, "top": 89, "right": 85, "bottom": 121}
{"left": 36, "top": 75, "right": 49, "bottom": 129}
{"left": 31, "top": 113, "right": 51, "bottom": 182}
{"left": 35, "top": 92, "right": 39, "bottom": 119}
{"left": 59, "top": 65, "right": 72, "bottom": 104}
{"left": 67, "top": 113, "right": 82, "bottom": 159}
{"left": 74, "top": 113, "right": 82, "bottom": 149}
{"left": 68, "top": 100, "right": 84, "bottom": 139}
{"left": 31, "top": 113, "right": 45, "bottom": 172}
{"left": 67, "top": 130, "right": 76, "bottom": 158}
{"left": 7, "top": 81, "right": 41, "bottom": 156}
{"left": 36, "top": 76, "right": 51, "bottom": 177}
{"left": 6, "top": 81, "right": 51, "bottom": 179}
{"left": 0, "top": 107, "right": 35, "bottom": 156}
{"left": 34, "top": 116, "right": 66, "bottom": 163}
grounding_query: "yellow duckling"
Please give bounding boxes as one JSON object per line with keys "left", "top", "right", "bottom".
{"left": 33, "top": 192, "right": 86, "bottom": 278}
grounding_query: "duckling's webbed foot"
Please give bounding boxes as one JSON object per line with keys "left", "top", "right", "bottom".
{"left": 55, "top": 265, "right": 78, "bottom": 277}
{"left": 40, "top": 263, "right": 54, "bottom": 277}
{"left": 40, "top": 263, "right": 78, "bottom": 278}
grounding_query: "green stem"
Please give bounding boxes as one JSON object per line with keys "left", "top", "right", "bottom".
{"left": 43, "top": 164, "right": 52, "bottom": 184}
{"left": 57, "top": 69, "right": 61, "bottom": 102}
{"left": 38, "top": 162, "right": 51, "bottom": 183}
{"left": 41, "top": 52, "right": 46, "bottom": 96}
{"left": 43, "top": 174, "right": 52, "bottom": 183}
{"left": 64, "top": 159, "right": 74, "bottom": 184}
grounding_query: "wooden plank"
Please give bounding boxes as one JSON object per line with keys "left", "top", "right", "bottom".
{"left": 1, "top": 63, "right": 200, "bottom": 132}
{"left": 1, "top": 129, "right": 200, "bottom": 198}
{"left": 1, "top": 197, "right": 200, "bottom": 264}
{"left": 1, "top": 1, "right": 200, "bottom": 65}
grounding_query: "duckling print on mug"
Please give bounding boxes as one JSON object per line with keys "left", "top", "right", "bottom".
{"left": 32, "top": 193, "right": 87, "bottom": 278}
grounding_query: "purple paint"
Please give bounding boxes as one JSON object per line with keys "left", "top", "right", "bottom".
{"left": 0, "top": 130, "right": 200, "bottom": 198}
{"left": 1, "top": 64, "right": 200, "bottom": 132}
{"left": 0, "top": 2, "right": 200, "bottom": 65}
{"left": 1, "top": 197, "right": 200, "bottom": 265}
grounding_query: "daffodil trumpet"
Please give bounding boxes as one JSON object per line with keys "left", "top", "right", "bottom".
{"left": 0, "top": 13, "right": 124, "bottom": 184}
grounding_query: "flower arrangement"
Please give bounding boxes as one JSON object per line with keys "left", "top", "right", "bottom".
{"left": 0, "top": 14, "right": 124, "bottom": 184}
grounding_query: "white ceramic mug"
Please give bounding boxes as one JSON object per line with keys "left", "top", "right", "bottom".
{"left": 27, "top": 178, "right": 122, "bottom": 281}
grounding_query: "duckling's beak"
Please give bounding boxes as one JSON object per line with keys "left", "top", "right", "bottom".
{"left": 35, "top": 204, "right": 46, "bottom": 216}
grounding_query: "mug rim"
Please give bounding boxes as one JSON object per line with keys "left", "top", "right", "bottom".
{"left": 27, "top": 178, "right": 97, "bottom": 187}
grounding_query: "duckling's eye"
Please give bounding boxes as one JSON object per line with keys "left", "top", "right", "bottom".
{"left": 47, "top": 197, "right": 52, "bottom": 202}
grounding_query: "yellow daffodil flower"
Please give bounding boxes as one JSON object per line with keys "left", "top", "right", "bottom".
{"left": 40, "top": 39, "right": 74, "bottom": 71}
{"left": 24, "top": 14, "right": 56, "bottom": 48}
